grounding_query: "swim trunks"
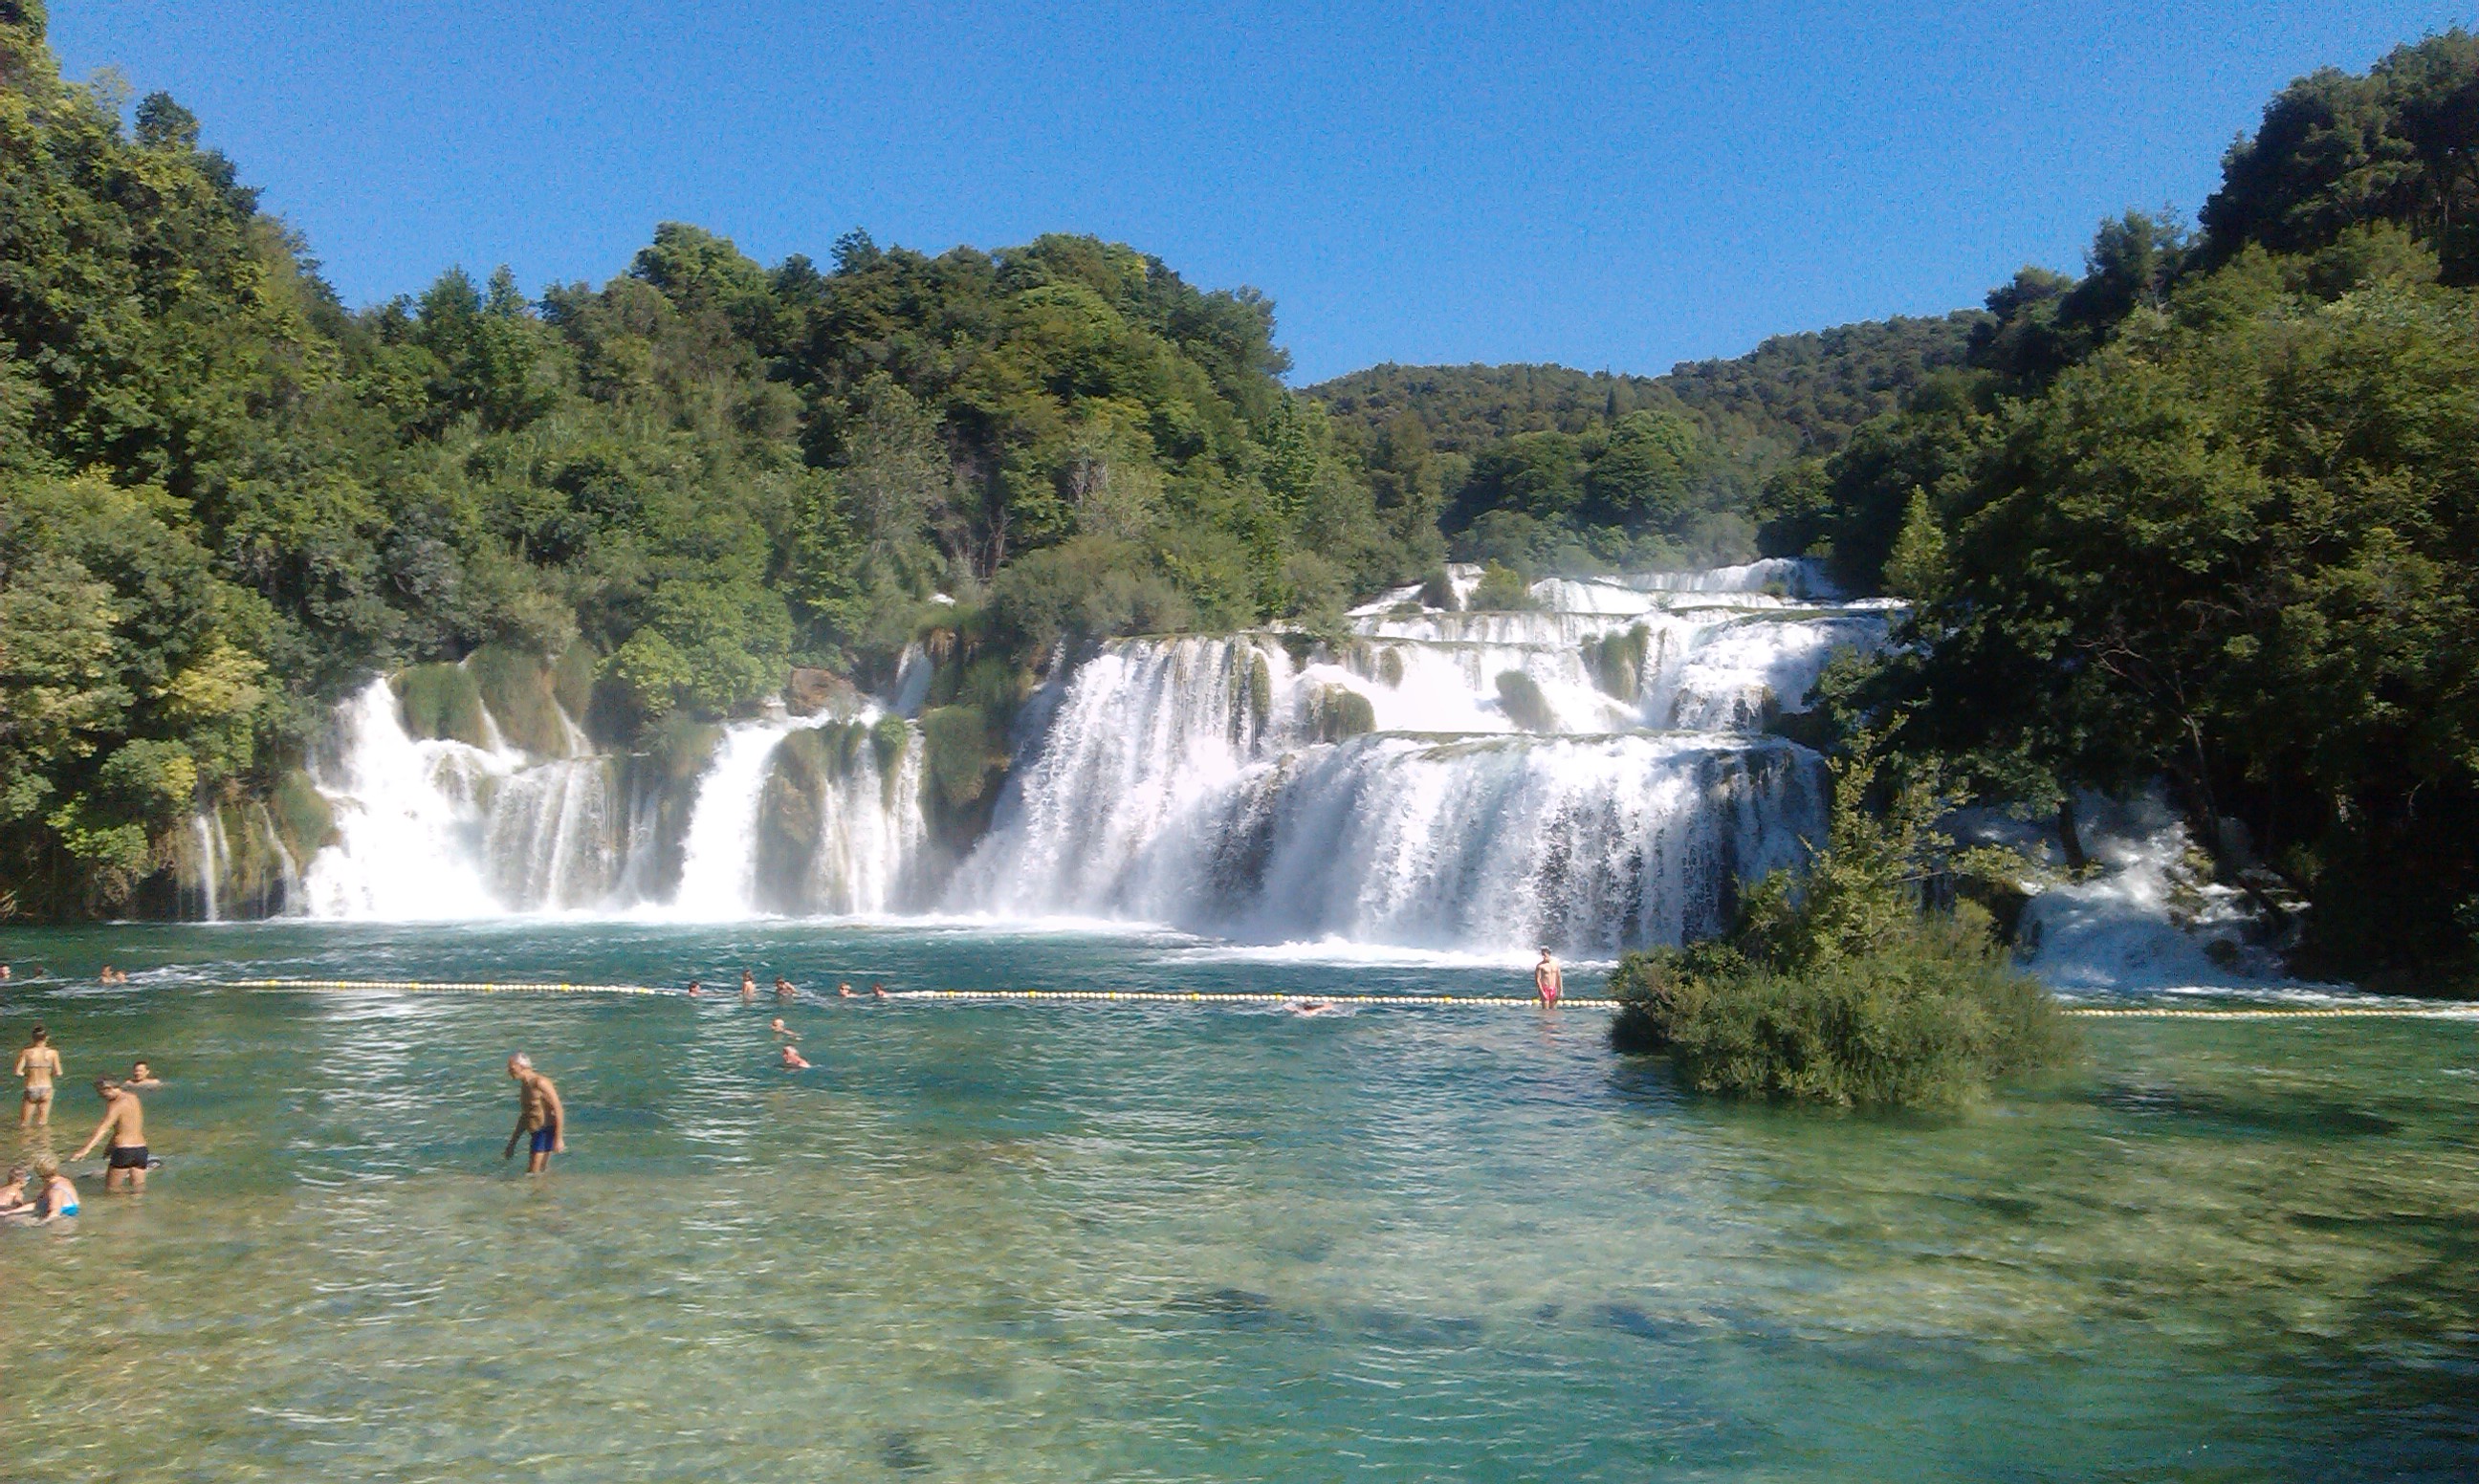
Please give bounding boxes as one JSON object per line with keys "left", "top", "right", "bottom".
{"left": 107, "top": 1146, "right": 150, "bottom": 1170}
{"left": 529, "top": 1124, "right": 558, "bottom": 1155}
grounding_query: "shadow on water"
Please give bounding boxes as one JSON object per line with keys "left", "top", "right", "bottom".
{"left": 2077, "top": 1080, "right": 2404, "bottom": 1138}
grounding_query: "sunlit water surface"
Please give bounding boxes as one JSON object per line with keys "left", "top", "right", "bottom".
{"left": 1, "top": 922, "right": 2474, "bottom": 1482}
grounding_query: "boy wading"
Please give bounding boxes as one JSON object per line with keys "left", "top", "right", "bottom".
{"left": 503, "top": 1055, "right": 566, "bottom": 1173}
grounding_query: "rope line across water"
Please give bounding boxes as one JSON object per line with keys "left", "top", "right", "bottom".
{"left": 226, "top": 980, "right": 2479, "bottom": 1017}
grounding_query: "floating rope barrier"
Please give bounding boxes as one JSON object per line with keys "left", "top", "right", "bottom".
{"left": 226, "top": 979, "right": 2479, "bottom": 1017}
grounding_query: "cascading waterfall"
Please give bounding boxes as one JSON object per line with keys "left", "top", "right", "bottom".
{"left": 288, "top": 560, "right": 1898, "bottom": 953}
{"left": 948, "top": 564, "right": 1883, "bottom": 952}
{"left": 191, "top": 811, "right": 227, "bottom": 921}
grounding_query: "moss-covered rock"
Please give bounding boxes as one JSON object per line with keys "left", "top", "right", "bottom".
{"left": 271, "top": 769, "right": 337, "bottom": 862}
{"left": 870, "top": 713, "right": 910, "bottom": 777}
{"left": 922, "top": 705, "right": 1000, "bottom": 813}
{"left": 395, "top": 664, "right": 488, "bottom": 747}
{"left": 754, "top": 731, "right": 827, "bottom": 913}
{"left": 467, "top": 644, "right": 569, "bottom": 757}
{"left": 1306, "top": 684, "right": 1377, "bottom": 742}
{"left": 1495, "top": 670, "right": 1556, "bottom": 731}
{"left": 552, "top": 643, "right": 600, "bottom": 727}
{"left": 1376, "top": 646, "right": 1406, "bottom": 688}
{"left": 1584, "top": 624, "right": 1650, "bottom": 702}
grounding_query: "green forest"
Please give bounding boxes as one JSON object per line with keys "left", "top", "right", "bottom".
{"left": 3, "top": 2, "right": 2476, "bottom": 987}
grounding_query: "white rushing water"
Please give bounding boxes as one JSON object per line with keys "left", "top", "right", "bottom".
{"left": 278, "top": 564, "right": 1887, "bottom": 947}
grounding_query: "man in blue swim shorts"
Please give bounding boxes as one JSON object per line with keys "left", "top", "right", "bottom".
{"left": 502, "top": 1054, "right": 567, "bottom": 1174}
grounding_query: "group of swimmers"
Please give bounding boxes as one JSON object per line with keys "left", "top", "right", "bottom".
{"left": 10, "top": 1024, "right": 161, "bottom": 1223}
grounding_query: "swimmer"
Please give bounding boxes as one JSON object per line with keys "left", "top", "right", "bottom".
{"left": 73, "top": 1079, "right": 149, "bottom": 1191}
{"left": 17, "top": 1025, "right": 60, "bottom": 1127}
{"left": 28, "top": 1158, "right": 77, "bottom": 1222}
{"left": 837, "top": 981, "right": 853, "bottom": 999}
{"left": 774, "top": 977, "right": 796, "bottom": 1000}
{"left": 768, "top": 1017, "right": 794, "bottom": 1039}
{"left": 124, "top": 1060, "right": 163, "bottom": 1089}
{"left": 1534, "top": 949, "right": 1564, "bottom": 1008}
{"left": 779, "top": 1044, "right": 812, "bottom": 1070}
{"left": 0, "top": 1167, "right": 28, "bottom": 1215}
{"left": 1286, "top": 998, "right": 1337, "bottom": 1017}
{"left": 1, "top": 963, "right": 11, "bottom": 980}
{"left": 740, "top": 971, "right": 757, "bottom": 1002}
{"left": 502, "top": 1054, "right": 566, "bottom": 1174}
{"left": 870, "top": 982, "right": 888, "bottom": 999}
{"left": 686, "top": 979, "right": 704, "bottom": 997}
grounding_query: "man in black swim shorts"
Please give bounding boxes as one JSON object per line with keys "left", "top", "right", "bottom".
{"left": 73, "top": 1079, "right": 150, "bottom": 1191}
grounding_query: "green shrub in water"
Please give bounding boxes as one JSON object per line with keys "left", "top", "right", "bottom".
{"left": 1467, "top": 561, "right": 1537, "bottom": 611}
{"left": 394, "top": 664, "right": 488, "bottom": 747}
{"left": 1584, "top": 624, "right": 1650, "bottom": 702}
{"left": 1416, "top": 568, "right": 1461, "bottom": 612}
{"left": 1611, "top": 740, "right": 2074, "bottom": 1107}
{"left": 1495, "top": 670, "right": 1556, "bottom": 731}
{"left": 1307, "top": 685, "right": 1376, "bottom": 742}
{"left": 922, "top": 705, "right": 1001, "bottom": 811}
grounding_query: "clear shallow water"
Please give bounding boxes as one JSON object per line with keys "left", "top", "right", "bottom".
{"left": 1, "top": 923, "right": 2474, "bottom": 1482}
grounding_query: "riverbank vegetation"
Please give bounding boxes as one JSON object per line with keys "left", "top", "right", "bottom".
{"left": 1611, "top": 745, "right": 2076, "bottom": 1107}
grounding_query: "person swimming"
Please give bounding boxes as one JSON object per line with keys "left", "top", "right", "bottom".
{"left": 774, "top": 977, "right": 797, "bottom": 1000}
{"left": 685, "top": 979, "right": 704, "bottom": 997}
{"left": 768, "top": 1017, "right": 794, "bottom": 1039}
{"left": 870, "top": 982, "right": 888, "bottom": 999}
{"left": 0, "top": 1167, "right": 29, "bottom": 1215}
{"left": 779, "top": 1044, "right": 813, "bottom": 1070}
{"left": 739, "top": 971, "right": 757, "bottom": 1001}
{"left": 123, "top": 1060, "right": 163, "bottom": 1089}
{"left": 29, "top": 1158, "right": 77, "bottom": 1222}
{"left": 837, "top": 982, "right": 853, "bottom": 998}
{"left": 1286, "top": 998, "right": 1338, "bottom": 1017}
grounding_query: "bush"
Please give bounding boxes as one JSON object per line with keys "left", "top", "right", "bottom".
{"left": 1467, "top": 561, "right": 1538, "bottom": 611}
{"left": 1495, "top": 670, "right": 1556, "bottom": 731}
{"left": 1306, "top": 684, "right": 1376, "bottom": 741}
{"left": 1584, "top": 624, "right": 1650, "bottom": 702}
{"left": 1609, "top": 736, "right": 2075, "bottom": 1107}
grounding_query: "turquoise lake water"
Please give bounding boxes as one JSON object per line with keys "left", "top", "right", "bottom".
{"left": 1, "top": 921, "right": 2474, "bottom": 1481}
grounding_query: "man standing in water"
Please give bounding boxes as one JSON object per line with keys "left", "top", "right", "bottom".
{"left": 502, "top": 1054, "right": 567, "bottom": 1174}
{"left": 1534, "top": 949, "right": 1564, "bottom": 1007}
{"left": 17, "top": 1025, "right": 60, "bottom": 1127}
{"left": 72, "top": 1079, "right": 149, "bottom": 1191}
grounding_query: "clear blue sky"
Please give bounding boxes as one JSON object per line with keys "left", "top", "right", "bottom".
{"left": 47, "top": 1, "right": 2479, "bottom": 383}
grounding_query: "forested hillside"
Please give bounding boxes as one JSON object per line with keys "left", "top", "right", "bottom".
{"left": 1307, "top": 314, "right": 1983, "bottom": 574}
{"left": 1803, "top": 31, "right": 2479, "bottom": 986}
{"left": 0, "top": 4, "right": 1421, "bottom": 916}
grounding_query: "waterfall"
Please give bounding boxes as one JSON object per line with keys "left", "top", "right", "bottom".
{"left": 286, "top": 562, "right": 1892, "bottom": 950}
{"left": 669, "top": 715, "right": 812, "bottom": 918}
{"left": 190, "top": 811, "right": 228, "bottom": 922}
{"left": 300, "top": 677, "right": 631, "bottom": 918}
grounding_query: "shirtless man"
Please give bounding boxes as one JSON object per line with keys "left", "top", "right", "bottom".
{"left": 1534, "top": 949, "right": 1564, "bottom": 1008}
{"left": 774, "top": 977, "right": 797, "bottom": 1001}
{"left": 73, "top": 1079, "right": 149, "bottom": 1191}
{"left": 768, "top": 1017, "right": 794, "bottom": 1039}
{"left": 739, "top": 971, "right": 757, "bottom": 1002}
{"left": 779, "top": 1044, "right": 812, "bottom": 1070}
{"left": 17, "top": 1025, "right": 61, "bottom": 1127}
{"left": 124, "top": 1060, "right": 163, "bottom": 1089}
{"left": 502, "top": 1054, "right": 566, "bottom": 1174}
{"left": 685, "top": 979, "right": 704, "bottom": 997}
